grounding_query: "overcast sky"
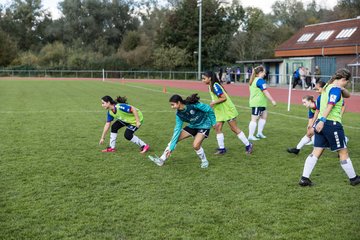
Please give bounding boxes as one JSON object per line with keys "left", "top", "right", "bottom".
{"left": 1, "top": 0, "right": 339, "bottom": 19}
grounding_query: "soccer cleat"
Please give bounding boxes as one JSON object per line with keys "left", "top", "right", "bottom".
{"left": 248, "top": 136, "right": 260, "bottom": 141}
{"left": 214, "top": 148, "right": 227, "bottom": 155}
{"left": 256, "top": 133, "right": 267, "bottom": 139}
{"left": 101, "top": 147, "right": 116, "bottom": 152}
{"left": 299, "top": 176, "right": 313, "bottom": 187}
{"left": 201, "top": 160, "right": 209, "bottom": 168}
{"left": 287, "top": 148, "right": 300, "bottom": 155}
{"left": 140, "top": 144, "right": 150, "bottom": 153}
{"left": 350, "top": 176, "right": 360, "bottom": 186}
{"left": 245, "top": 142, "right": 253, "bottom": 154}
{"left": 148, "top": 155, "right": 164, "bottom": 166}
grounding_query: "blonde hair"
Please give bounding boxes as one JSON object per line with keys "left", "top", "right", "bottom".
{"left": 249, "top": 65, "right": 265, "bottom": 86}
{"left": 324, "top": 68, "right": 351, "bottom": 90}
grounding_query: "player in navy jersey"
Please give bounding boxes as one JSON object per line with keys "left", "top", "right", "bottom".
{"left": 148, "top": 94, "right": 216, "bottom": 168}
{"left": 99, "top": 95, "right": 150, "bottom": 153}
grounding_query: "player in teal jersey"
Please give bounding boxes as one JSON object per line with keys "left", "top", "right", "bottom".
{"left": 248, "top": 65, "right": 276, "bottom": 141}
{"left": 148, "top": 94, "right": 216, "bottom": 168}
{"left": 202, "top": 71, "right": 253, "bottom": 155}
{"left": 99, "top": 95, "right": 150, "bottom": 153}
{"left": 299, "top": 68, "right": 360, "bottom": 186}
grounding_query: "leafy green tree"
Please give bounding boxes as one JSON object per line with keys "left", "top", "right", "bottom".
{"left": 157, "top": 0, "right": 244, "bottom": 68}
{"left": 336, "top": 0, "right": 360, "bottom": 19}
{"left": 38, "top": 42, "right": 67, "bottom": 68}
{"left": 0, "top": 29, "right": 18, "bottom": 66}
{"left": 58, "top": 0, "right": 139, "bottom": 52}
{"left": 152, "top": 46, "right": 190, "bottom": 70}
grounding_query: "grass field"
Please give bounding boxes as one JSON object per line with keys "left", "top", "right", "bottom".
{"left": 1, "top": 79, "right": 359, "bottom": 240}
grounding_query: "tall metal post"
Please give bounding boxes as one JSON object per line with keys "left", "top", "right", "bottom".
{"left": 197, "top": 0, "right": 202, "bottom": 81}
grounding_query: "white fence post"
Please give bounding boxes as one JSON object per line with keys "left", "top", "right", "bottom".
{"left": 287, "top": 75, "right": 292, "bottom": 112}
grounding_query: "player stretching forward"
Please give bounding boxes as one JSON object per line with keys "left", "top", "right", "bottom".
{"left": 99, "top": 95, "right": 150, "bottom": 153}
{"left": 299, "top": 68, "right": 360, "bottom": 186}
{"left": 202, "top": 71, "right": 253, "bottom": 155}
{"left": 149, "top": 94, "right": 216, "bottom": 168}
{"left": 248, "top": 65, "right": 276, "bottom": 140}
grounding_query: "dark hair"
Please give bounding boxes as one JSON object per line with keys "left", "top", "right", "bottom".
{"left": 101, "top": 95, "right": 117, "bottom": 105}
{"left": 116, "top": 96, "right": 127, "bottom": 103}
{"left": 249, "top": 65, "right": 265, "bottom": 86}
{"left": 316, "top": 80, "right": 326, "bottom": 88}
{"left": 203, "top": 70, "right": 224, "bottom": 93}
{"left": 101, "top": 95, "right": 127, "bottom": 104}
{"left": 325, "top": 68, "right": 351, "bottom": 90}
{"left": 302, "top": 95, "right": 314, "bottom": 102}
{"left": 169, "top": 93, "right": 200, "bottom": 105}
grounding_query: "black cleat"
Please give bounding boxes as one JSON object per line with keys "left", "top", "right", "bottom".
{"left": 350, "top": 176, "right": 360, "bottom": 186}
{"left": 287, "top": 148, "right": 300, "bottom": 155}
{"left": 299, "top": 176, "right": 313, "bottom": 187}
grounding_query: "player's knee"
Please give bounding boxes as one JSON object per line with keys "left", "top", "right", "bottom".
{"left": 124, "top": 130, "right": 133, "bottom": 141}
{"left": 193, "top": 143, "right": 201, "bottom": 150}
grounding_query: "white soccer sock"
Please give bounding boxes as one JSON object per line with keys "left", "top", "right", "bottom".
{"left": 302, "top": 154, "right": 318, "bottom": 178}
{"left": 257, "top": 119, "right": 266, "bottom": 135}
{"left": 237, "top": 131, "right": 250, "bottom": 146}
{"left": 110, "top": 132, "right": 117, "bottom": 149}
{"left": 195, "top": 147, "right": 207, "bottom": 162}
{"left": 130, "top": 135, "right": 145, "bottom": 147}
{"left": 248, "top": 121, "right": 257, "bottom": 138}
{"left": 160, "top": 143, "right": 171, "bottom": 161}
{"left": 340, "top": 158, "right": 357, "bottom": 179}
{"left": 311, "top": 135, "right": 314, "bottom": 142}
{"left": 296, "top": 135, "right": 311, "bottom": 149}
{"left": 216, "top": 133, "right": 225, "bottom": 149}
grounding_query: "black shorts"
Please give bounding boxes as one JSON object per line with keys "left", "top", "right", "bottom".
{"left": 183, "top": 126, "right": 210, "bottom": 138}
{"left": 251, "top": 107, "right": 266, "bottom": 116}
{"left": 111, "top": 120, "right": 139, "bottom": 133}
{"left": 314, "top": 120, "right": 347, "bottom": 151}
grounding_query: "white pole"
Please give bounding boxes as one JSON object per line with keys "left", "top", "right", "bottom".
{"left": 287, "top": 75, "right": 292, "bottom": 111}
{"left": 102, "top": 69, "right": 105, "bottom": 82}
{"left": 197, "top": 0, "right": 202, "bottom": 81}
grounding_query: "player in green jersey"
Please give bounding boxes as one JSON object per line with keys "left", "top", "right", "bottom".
{"left": 299, "top": 68, "right": 360, "bottom": 186}
{"left": 202, "top": 71, "right": 253, "bottom": 155}
{"left": 248, "top": 65, "right": 276, "bottom": 141}
{"left": 99, "top": 95, "right": 150, "bottom": 154}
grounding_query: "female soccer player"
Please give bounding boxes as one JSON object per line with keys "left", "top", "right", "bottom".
{"left": 99, "top": 95, "right": 150, "bottom": 153}
{"left": 148, "top": 94, "right": 216, "bottom": 168}
{"left": 202, "top": 71, "right": 253, "bottom": 155}
{"left": 287, "top": 95, "right": 317, "bottom": 154}
{"left": 248, "top": 65, "right": 276, "bottom": 141}
{"left": 299, "top": 68, "right": 360, "bottom": 186}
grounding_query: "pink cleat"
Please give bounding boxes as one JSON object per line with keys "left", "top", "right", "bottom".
{"left": 101, "top": 147, "right": 116, "bottom": 152}
{"left": 140, "top": 144, "right": 150, "bottom": 153}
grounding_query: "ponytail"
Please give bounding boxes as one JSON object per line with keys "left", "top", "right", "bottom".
{"left": 169, "top": 93, "right": 200, "bottom": 105}
{"left": 116, "top": 96, "right": 128, "bottom": 104}
{"left": 324, "top": 68, "right": 351, "bottom": 91}
{"left": 249, "top": 65, "right": 265, "bottom": 86}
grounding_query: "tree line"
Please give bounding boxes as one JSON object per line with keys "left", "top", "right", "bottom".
{"left": 0, "top": 0, "right": 359, "bottom": 71}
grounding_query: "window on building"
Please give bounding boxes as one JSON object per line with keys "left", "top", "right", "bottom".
{"left": 314, "top": 30, "right": 334, "bottom": 41}
{"left": 336, "top": 27, "right": 357, "bottom": 39}
{"left": 297, "top": 33, "right": 314, "bottom": 42}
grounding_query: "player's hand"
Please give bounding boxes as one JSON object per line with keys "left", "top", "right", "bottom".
{"left": 315, "top": 121, "right": 324, "bottom": 133}
{"left": 210, "top": 101, "right": 216, "bottom": 107}
{"left": 272, "top": 100, "right": 277, "bottom": 106}
{"left": 99, "top": 138, "right": 105, "bottom": 145}
{"left": 136, "top": 121, "right": 141, "bottom": 128}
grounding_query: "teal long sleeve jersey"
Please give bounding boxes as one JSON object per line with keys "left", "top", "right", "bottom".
{"left": 169, "top": 102, "right": 216, "bottom": 151}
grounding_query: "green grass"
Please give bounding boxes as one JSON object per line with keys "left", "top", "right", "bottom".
{"left": 1, "top": 79, "right": 359, "bottom": 240}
